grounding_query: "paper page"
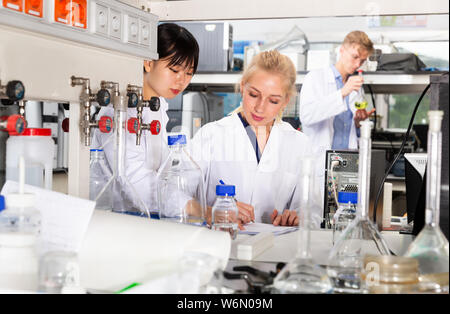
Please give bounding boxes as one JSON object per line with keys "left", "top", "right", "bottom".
{"left": 1, "top": 181, "right": 95, "bottom": 255}
{"left": 239, "top": 222, "right": 298, "bottom": 236}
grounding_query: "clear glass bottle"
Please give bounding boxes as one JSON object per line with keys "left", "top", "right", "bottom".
{"left": 89, "top": 149, "right": 113, "bottom": 210}
{"left": 272, "top": 157, "right": 333, "bottom": 294}
{"left": 327, "top": 121, "right": 391, "bottom": 294}
{"left": 333, "top": 191, "right": 358, "bottom": 245}
{"left": 0, "top": 193, "right": 41, "bottom": 291}
{"left": 157, "top": 134, "right": 206, "bottom": 226}
{"left": 404, "top": 110, "right": 449, "bottom": 293}
{"left": 211, "top": 184, "right": 239, "bottom": 240}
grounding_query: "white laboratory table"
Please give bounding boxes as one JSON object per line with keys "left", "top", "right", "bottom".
{"left": 229, "top": 229, "right": 413, "bottom": 264}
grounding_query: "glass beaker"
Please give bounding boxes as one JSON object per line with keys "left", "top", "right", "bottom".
{"left": 95, "top": 96, "right": 150, "bottom": 217}
{"left": 157, "top": 134, "right": 206, "bottom": 226}
{"left": 361, "top": 255, "right": 420, "bottom": 294}
{"left": 404, "top": 111, "right": 449, "bottom": 293}
{"left": 272, "top": 156, "right": 333, "bottom": 294}
{"left": 38, "top": 251, "right": 84, "bottom": 294}
{"left": 327, "top": 121, "right": 390, "bottom": 294}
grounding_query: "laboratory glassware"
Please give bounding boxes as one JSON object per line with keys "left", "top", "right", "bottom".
{"left": 157, "top": 134, "right": 206, "bottom": 226}
{"left": 272, "top": 157, "right": 333, "bottom": 294}
{"left": 211, "top": 183, "right": 239, "bottom": 240}
{"left": 89, "top": 149, "right": 113, "bottom": 210}
{"left": 361, "top": 255, "right": 420, "bottom": 294}
{"left": 0, "top": 158, "right": 41, "bottom": 291}
{"left": 327, "top": 121, "right": 390, "bottom": 294}
{"left": 404, "top": 110, "right": 449, "bottom": 293}
{"left": 95, "top": 95, "right": 149, "bottom": 216}
{"left": 333, "top": 191, "right": 358, "bottom": 245}
{"left": 38, "top": 250, "right": 85, "bottom": 294}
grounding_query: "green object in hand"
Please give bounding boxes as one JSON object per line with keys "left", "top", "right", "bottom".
{"left": 355, "top": 100, "right": 368, "bottom": 110}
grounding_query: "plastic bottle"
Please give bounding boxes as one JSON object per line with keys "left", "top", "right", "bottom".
{"left": 0, "top": 192, "right": 41, "bottom": 292}
{"left": 6, "top": 128, "right": 54, "bottom": 189}
{"left": 332, "top": 191, "right": 358, "bottom": 245}
{"left": 211, "top": 184, "right": 239, "bottom": 240}
{"left": 89, "top": 149, "right": 113, "bottom": 210}
{"left": 157, "top": 134, "right": 206, "bottom": 225}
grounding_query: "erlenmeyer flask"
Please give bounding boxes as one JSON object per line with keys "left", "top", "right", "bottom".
{"left": 327, "top": 121, "right": 390, "bottom": 294}
{"left": 94, "top": 95, "right": 149, "bottom": 217}
{"left": 405, "top": 111, "right": 449, "bottom": 292}
{"left": 272, "top": 156, "right": 333, "bottom": 293}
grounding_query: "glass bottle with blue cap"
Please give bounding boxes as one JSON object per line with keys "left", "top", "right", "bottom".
{"left": 211, "top": 183, "right": 239, "bottom": 240}
{"left": 332, "top": 191, "right": 358, "bottom": 245}
{"left": 0, "top": 191, "right": 41, "bottom": 291}
{"left": 157, "top": 134, "right": 206, "bottom": 226}
{"left": 89, "top": 148, "right": 113, "bottom": 210}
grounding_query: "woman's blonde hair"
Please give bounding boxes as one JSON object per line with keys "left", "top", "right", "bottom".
{"left": 232, "top": 50, "right": 297, "bottom": 122}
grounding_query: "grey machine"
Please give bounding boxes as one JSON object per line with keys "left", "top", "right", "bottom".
{"left": 323, "top": 149, "right": 386, "bottom": 229}
{"left": 177, "top": 22, "right": 233, "bottom": 72}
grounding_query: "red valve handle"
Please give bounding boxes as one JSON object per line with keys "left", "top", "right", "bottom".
{"left": 150, "top": 120, "right": 161, "bottom": 135}
{"left": 98, "top": 116, "right": 113, "bottom": 133}
{"left": 62, "top": 118, "right": 70, "bottom": 133}
{"left": 127, "top": 118, "right": 140, "bottom": 134}
{"left": 1, "top": 114, "right": 26, "bottom": 135}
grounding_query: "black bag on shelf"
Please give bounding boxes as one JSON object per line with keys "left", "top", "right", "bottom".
{"left": 376, "top": 53, "right": 427, "bottom": 72}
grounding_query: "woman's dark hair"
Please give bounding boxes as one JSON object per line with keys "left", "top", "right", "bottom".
{"left": 145, "top": 23, "right": 199, "bottom": 74}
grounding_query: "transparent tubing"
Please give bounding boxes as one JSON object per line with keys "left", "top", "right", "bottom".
{"left": 405, "top": 111, "right": 449, "bottom": 279}
{"left": 272, "top": 157, "right": 332, "bottom": 294}
{"left": 94, "top": 99, "right": 150, "bottom": 217}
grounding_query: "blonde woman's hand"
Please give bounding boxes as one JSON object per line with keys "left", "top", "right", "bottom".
{"left": 271, "top": 209, "right": 299, "bottom": 226}
{"left": 236, "top": 201, "right": 255, "bottom": 225}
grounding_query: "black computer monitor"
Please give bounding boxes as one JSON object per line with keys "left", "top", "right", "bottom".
{"left": 404, "top": 155, "right": 426, "bottom": 236}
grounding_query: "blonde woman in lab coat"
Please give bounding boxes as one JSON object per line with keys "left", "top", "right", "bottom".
{"left": 92, "top": 23, "right": 199, "bottom": 212}
{"left": 190, "top": 50, "right": 315, "bottom": 228}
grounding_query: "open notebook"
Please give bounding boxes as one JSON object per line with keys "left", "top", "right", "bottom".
{"left": 239, "top": 222, "right": 298, "bottom": 236}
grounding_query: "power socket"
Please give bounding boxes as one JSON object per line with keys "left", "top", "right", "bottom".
{"left": 109, "top": 9, "right": 122, "bottom": 40}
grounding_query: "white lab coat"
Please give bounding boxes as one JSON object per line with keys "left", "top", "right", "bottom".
{"left": 188, "top": 113, "right": 322, "bottom": 223}
{"left": 299, "top": 66, "right": 364, "bottom": 153}
{"left": 91, "top": 97, "right": 169, "bottom": 211}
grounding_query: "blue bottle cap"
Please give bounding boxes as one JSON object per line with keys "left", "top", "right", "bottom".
{"left": 216, "top": 185, "right": 235, "bottom": 196}
{"left": 338, "top": 191, "right": 358, "bottom": 204}
{"left": 0, "top": 195, "right": 5, "bottom": 212}
{"left": 168, "top": 134, "right": 187, "bottom": 146}
{"left": 90, "top": 149, "right": 104, "bottom": 152}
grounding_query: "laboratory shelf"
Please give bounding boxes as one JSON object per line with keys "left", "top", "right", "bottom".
{"left": 187, "top": 71, "right": 445, "bottom": 94}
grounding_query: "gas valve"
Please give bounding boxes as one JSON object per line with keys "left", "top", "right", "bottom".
{"left": 0, "top": 114, "right": 26, "bottom": 135}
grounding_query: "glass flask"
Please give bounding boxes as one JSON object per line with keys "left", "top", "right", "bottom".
{"left": 89, "top": 149, "right": 113, "bottom": 210}
{"left": 333, "top": 192, "right": 358, "bottom": 245}
{"left": 327, "top": 121, "right": 390, "bottom": 294}
{"left": 404, "top": 110, "right": 449, "bottom": 293}
{"left": 272, "top": 156, "right": 333, "bottom": 294}
{"left": 211, "top": 183, "right": 239, "bottom": 240}
{"left": 157, "top": 134, "right": 206, "bottom": 226}
{"left": 361, "top": 255, "right": 420, "bottom": 294}
{"left": 95, "top": 95, "right": 149, "bottom": 217}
